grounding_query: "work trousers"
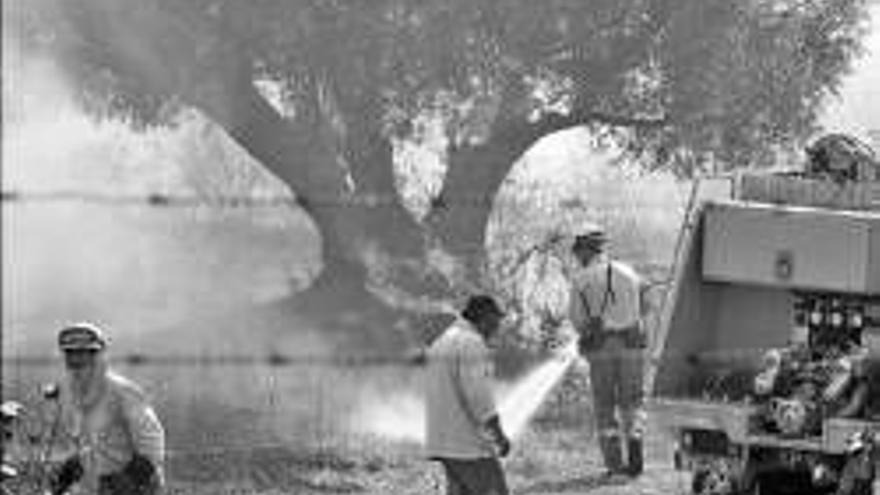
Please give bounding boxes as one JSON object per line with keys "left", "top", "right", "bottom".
{"left": 587, "top": 333, "right": 646, "bottom": 438}
{"left": 437, "top": 457, "right": 509, "bottom": 495}
{"left": 98, "top": 476, "right": 161, "bottom": 495}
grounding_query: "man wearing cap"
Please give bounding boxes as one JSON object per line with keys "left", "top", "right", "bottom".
{"left": 50, "top": 322, "right": 165, "bottom": 495}
{"left": 425, "top": 294, "right": 512, "bottom": 495}
{"left": 568, "top": 228, "right": 649, "bottom": 480}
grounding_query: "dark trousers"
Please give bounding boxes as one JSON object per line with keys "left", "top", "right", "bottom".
{"left": 437, "top": 457, "right": 509, "bottom": 495}
{"left": 586, "top": 333, "right": 646, "bottom": 473}
{"left": 99, "top": 472, "right": 161, "bottom": 495}
{"left": 588, "top": 334, "right": 646, "bottom": 439}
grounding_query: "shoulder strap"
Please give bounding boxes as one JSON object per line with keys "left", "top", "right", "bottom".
{"left": 578, "top": 261, "right": 616, "bottom": 319}
{"left": 600, "top": 261, "right": 616, "bottom": 313}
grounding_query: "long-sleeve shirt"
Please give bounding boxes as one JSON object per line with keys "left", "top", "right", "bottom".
{"left": 65, "top": 371, "right": 165, "bottom": 493}
{"left": 424, "top": 319, "right": 497, "bottom": 459}
{"left": 569, "top": 255, "right": 645, "bottom": 332}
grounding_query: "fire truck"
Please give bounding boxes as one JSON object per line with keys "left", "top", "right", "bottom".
{"left": 650, "top": 135, "right": 880, "bottom": 494}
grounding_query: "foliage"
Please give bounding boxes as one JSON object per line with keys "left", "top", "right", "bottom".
{"left": 486, "top": 136, "right": 690, "bottom": 344}
{"left": 7, "top": 0, "right": 869, "bottom": 174}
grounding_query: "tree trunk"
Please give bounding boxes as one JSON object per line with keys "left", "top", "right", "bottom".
{"left": 193, "top": 76, "right": 448, "bottom": 339}
{"left": 425, "top": 146, "right": 509, "bottom": 273}
{"left": 343, "top": 112, "right": 426, "bottom": 259}
{"left": 423, "top": 113, "right": 554, "bottom": 283}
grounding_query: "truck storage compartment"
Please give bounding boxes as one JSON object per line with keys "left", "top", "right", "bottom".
{"left": 702, "top": 202, "right": 880, "bottom": 294}
{"left": 651, "top": 201, "right": 880, "bottom": 399}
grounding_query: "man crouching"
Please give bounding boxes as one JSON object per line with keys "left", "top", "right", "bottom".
{"left": 50, "top": 322, "right": 165, "bottom": 495}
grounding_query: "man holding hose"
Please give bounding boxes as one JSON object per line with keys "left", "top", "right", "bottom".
{"left": 425, "top": 294, "right": 511, "bottom": 495}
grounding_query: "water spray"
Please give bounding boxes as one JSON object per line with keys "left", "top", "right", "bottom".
{"left": 350, "top": 341, "right": 580, "bottom": 445}
{"left": 497, "top": 340, "right": 579, "bottom": 439}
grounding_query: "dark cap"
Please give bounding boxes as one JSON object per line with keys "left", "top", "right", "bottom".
{"left": 572, "top": 229, "right": 607, "bottom": 252}
{"left": 58, "top": 322, "right": 107, "bottom": 351}
{"left": 461, "top": 294, "right": 505, "bottom": 323}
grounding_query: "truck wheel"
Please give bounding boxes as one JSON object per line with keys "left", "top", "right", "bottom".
{"left": 750, "top": 471, "right": 820, "bottom": 495}
{"left": 692, "top": 465, "right": 736, "bottom": 495}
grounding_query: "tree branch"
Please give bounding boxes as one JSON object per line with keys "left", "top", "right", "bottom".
{"left": 479, "top": 108, "right": 668, "bottom": 170}
{"left": 517, "top": 109, "right": 667, "bottom": 141}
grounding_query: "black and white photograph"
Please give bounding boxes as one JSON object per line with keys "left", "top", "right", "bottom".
{"left": 3, "top": 1, "right": 880, "bottom": 494}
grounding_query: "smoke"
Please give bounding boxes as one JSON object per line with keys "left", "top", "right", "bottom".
{"left": 347, "top": 341, "right": 578, "bottom": 445}
{"left": 1, "top": 47, "right": 318, "bottom": 355}
{"left": 346, "top": 387, "right": 425, "bottom": 444}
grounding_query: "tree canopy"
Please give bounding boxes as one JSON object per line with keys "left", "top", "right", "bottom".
{"left": 5, "top": 0, "right": 871, "bottom": 325}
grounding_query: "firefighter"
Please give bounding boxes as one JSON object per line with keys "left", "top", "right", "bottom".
{"left": 568, "top": 228, "right": 649, "bottom": 479}
{"left": 49, "top": 322, "right": 165, "bottom": 495}
{"left": 425, "top": 295, "right": 511, "bottom": 495}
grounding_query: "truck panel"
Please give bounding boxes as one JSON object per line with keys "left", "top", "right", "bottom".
{"left": 702, "top": 202, "right": 879, "bottom": 294}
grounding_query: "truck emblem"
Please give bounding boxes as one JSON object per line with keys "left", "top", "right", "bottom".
{"left": 775, "top": 250, "right": 794, "bottom": 281}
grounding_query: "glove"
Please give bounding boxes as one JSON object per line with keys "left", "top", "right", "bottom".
{"left": 123, "top": 453, "right": 157, "bottom": 488}
{"left": 484, "top": 415, "right": 511, "bottom": 458}
{"left": 99, "top": 454, "right": 159, "bottom": 495}
{"left": 49, "top": 455, "right": 83, "bottom": 495}
{"left": 495, "top": 432, "right": 512, "bottom": 458}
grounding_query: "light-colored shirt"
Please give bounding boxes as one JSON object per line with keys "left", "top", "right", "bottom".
{"left": 64, "top": 371, "right": 165, "bottom": 493}
{"left": 424, "top": 319, "right": 497, "bottom": 459}
{"left": 569, "top": 255, "right": 645, "bottom": 331}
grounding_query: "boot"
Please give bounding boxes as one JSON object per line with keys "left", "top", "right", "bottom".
{"left": 626, "top": 437, "right": 644, "bottom": 477}
{"left": 599, "top": 435, "right": 625, "bottom": 475}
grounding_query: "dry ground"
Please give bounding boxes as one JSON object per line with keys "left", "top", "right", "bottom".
{"left": 161, "top": 398, "right": 689, "bottom": 495}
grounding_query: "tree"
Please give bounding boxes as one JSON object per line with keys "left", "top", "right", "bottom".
{"left": 5, "top": 0, "right": 870, "bottom": 333}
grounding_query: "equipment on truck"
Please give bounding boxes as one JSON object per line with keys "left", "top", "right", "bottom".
{"left": 650, "top": 134, "right": 880, "bottom": 494}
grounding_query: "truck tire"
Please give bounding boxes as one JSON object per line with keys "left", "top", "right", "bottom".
{"left": 692, "top": 465, "right": 736, "bottom": 495}
{"left": 750, "top": 471, "right": 818, "bottom": 495}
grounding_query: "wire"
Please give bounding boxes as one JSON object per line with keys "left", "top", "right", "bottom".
{"left": 0, "top": 188, "right": 693, "bottom": 209}
{"left": 4, "top": 353, "right": 422, "bottom": 368}
{"left": 2, "top": 344, "right": 782, "bottom": 371}
{"left": 1, "top": 190, "right": 304, "bottom": 208}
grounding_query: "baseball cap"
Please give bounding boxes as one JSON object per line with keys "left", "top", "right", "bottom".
{"left": 461, "top": 294, "right": 505, "bottom": 322}
{"left": 58, "top": 322, "right": 108, "bottom": 351}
